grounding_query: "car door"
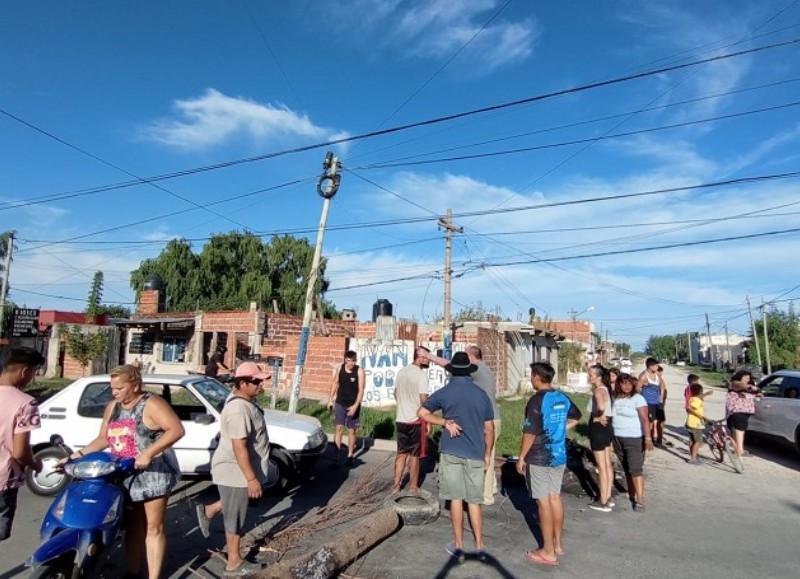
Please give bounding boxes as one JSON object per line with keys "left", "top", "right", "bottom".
{"left": 772, "top": 376, "right": 800, "bottom": 441}
{"left": 161, "top": 382, "right": 220, "bottom": 474}
{"left": 751, "top": 375, "right": 784, "bottom": 436}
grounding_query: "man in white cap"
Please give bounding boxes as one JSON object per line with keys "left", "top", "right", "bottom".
{"left": 196, "top": 361, "right": 272, "bottom": 577}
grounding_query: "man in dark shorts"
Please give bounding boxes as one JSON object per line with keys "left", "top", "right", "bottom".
{"left": 327, "top": 351, "right": 365, "bottom": 465}
{"left": 392, "top": 346, "right": 430, "bottom": 493}
{"left": 205, "top": 345, "right": 229, "bottom": 378}
{"left": 1, "top": 347, "right": 45, "bottom": 542}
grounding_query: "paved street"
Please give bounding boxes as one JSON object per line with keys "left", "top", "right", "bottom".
{"left": 2, "top": 364, "right": 798, "bottom": 578}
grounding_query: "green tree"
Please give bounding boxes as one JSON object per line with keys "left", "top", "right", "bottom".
{"left": 645, "top": 334, "right": 676, "bottom": 362}
{"left": 616, "top": 343, "right": 632, "bottom": 357}
{"left": 559, "top": 342, "right": 584, "bottom": 377}
{"left": 86, "top": 271, "right": 104, "bottom": 320}
{"left": 60, "top": 324, "right": 108, "bottom": 375}
{"left": 130, "top": 232, "right": 333, "bottom": 315}
{"left": 751, "top": 306, "right": 800, "bottom": 369}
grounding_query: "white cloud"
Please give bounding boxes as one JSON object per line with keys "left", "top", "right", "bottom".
{"left": 141, "top": 89, "right": 350, "bottom": 150}
{"left": 326, "top": 0, "right": 537, "bottom": 73}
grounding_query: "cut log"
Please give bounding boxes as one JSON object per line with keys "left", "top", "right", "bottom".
{"left": 259, "top": 507, "right": 401, "bottom": 579}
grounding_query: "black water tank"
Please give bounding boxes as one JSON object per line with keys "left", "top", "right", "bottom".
{"left": 143, "top": 274, "right": 165, "bottom": 291}
{"left": 372, "top": 299, "right": 393, "bottom": 321}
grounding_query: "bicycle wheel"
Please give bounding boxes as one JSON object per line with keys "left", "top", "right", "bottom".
{"left": 707, "top": 433, "right": 724, "bottom": 463}
{"left": 725, "top": 438, "right": 744, "bottom": 473}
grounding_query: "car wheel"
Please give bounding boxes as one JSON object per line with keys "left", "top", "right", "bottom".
{"left": 27, "top": 446, "right": 71, "bottom": 496}
{"left": 795, "top": 425, "right": 800, "bottom": 455}
{"left": 265, "top": 451, "right": 294, "bottom": 495}
{"left": 385, "top": 489, "right": 440, "bottom": 526}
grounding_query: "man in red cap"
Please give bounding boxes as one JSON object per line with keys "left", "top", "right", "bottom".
{"left": 196, "top": 361, "right": 272, "bottom": 576}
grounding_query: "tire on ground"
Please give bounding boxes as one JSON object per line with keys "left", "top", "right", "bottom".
{"left": 385, "top": 490, "right": 440, "bottom": 526}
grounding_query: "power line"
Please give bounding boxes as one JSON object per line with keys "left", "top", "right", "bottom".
{"left": 354, "top": 99, "right": 800, "bottom": 170}
{"left": 4, "top": 35, "right": 799, "bottom": 212}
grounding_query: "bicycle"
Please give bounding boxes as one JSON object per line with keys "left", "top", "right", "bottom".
{"left": 705, "top": 420, "right": 743, "bottom": 474}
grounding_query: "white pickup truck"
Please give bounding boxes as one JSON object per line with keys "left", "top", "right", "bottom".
{"left": 27, "top": 374, "right": 327, "bottom": 496}
{"left": 749, "top": 369, "right": 800, "bottom": 452}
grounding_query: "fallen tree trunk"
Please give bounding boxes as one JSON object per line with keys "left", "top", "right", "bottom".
{"left": 259, "top": 507, "right": 401, "bottom": 579}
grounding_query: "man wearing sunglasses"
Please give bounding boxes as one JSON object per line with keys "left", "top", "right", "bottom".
{"left": 196, "top": 362, "right": 271, "bottom": 576}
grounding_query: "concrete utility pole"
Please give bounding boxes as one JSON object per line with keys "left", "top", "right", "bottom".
{"left": 288, "top": 152, "right": 340, "bottom": 414}
{"left": 724, "top": 321, "right": 730, "bottom": 367}
{"left": 438, "top": 209, "right": 462, "bottom": 359}
{"left": 761, "top": 297, "right": 772, "bottom": 375}
{"left": 0, "top": 232, "right": 14, "bottom": 338}
{"left": 686, "top": 331, "right": 692, "bottom": 364}
{"left": 705, "top": 313, "right": 714, "bottom": 370}
{"left": 746, "top": 295, "right": 763, "bottom": 368}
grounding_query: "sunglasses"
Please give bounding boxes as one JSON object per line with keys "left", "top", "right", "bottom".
{"left": 246, "top": 379, "right": 263, "bottom": 386}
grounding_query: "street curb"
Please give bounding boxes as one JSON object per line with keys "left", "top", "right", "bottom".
{"left": 326, "top": 432, "right": 396, "bottom": 452}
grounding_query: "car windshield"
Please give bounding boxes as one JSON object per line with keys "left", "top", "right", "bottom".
{"left": 192, "top": 378, "right": 230, "bottom": 412}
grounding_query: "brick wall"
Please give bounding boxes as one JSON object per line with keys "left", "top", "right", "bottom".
{"left": 260, "top": 334, "right": 349, "bottom": 400}
{"left": 478, "top": 327, "right": 509, "bottom": 394}
{"left": 138, "top": 290, "right": 161, "bottom": 315}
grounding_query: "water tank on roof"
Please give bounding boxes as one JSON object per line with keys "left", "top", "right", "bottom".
{"left": 372, "top": 299, "right": 393, "bottom": 321}
{"left": 143, "top": 274, "right": 165, "bottom": 291}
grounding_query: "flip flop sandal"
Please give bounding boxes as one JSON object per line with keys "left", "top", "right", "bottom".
{"left": 525, "top": 551, "right": 559, "bottom": 566}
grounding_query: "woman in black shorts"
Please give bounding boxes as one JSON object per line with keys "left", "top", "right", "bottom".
{"left": 725, "top": 370, "right": 760, "bottom": 456}
{"left": 587, "top": 365, "right": 615, "bottom": 512}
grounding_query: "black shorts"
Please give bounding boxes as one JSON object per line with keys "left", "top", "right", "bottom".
{"left": 588, "top": 420, "right": 614, "bottom": 451}
{"left": 727, "top": 413, "right": 751, "bottom": 432}
{"left": 396, "top": 422, "right": 426, "bottom": 457}
{"left": 647, "top": 404, "right": 666, "bottom": 422}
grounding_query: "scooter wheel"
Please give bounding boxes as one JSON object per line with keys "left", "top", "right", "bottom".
{"left": 28, "top": 554, "right": 75, "bottom": 579}
{"left": 27, "top": 446, "right": 71, "bottom": 497}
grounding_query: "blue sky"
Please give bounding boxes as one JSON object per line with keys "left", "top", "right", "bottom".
{"left": 2, "top": 0, "right": 800, "bottom": 349}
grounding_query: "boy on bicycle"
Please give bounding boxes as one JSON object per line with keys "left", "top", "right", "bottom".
{"left": 685, "top": 383, "right": 711, "bottom": 465}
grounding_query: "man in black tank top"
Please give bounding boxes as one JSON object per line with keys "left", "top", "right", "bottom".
{"left": 327, "top": 350, "right": 365, "bottom": 465}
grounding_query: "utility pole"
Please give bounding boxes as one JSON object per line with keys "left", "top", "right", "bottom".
{"left": 288, "top": 153, "right": 340, "bottom": 414}
{"left": 761, "top": 297, "right": 772, "bottom": 375}
{"left": 724, "top": 321, "right": 730, "bottom": 368}
{"left": 705, "top": 313, "right": 714, "bottom": 370}
{"left": 746, "top": 295, "right": 763, "bottom": 368}
{"left": 686, "top": 331, "right": 692, "bottom": 364}
{"left": 0, "top": 232, "right": 14, "bottom": 339}
{"left": 438, "top": 209, "right": 462, "bottom": 360}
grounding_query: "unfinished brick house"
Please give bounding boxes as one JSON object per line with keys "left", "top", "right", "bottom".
{"left": 116, "top": 276, "right": 562, "bottom": 406}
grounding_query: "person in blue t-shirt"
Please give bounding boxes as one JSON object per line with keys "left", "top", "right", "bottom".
{"left": 418, "top": 351, "right": 494, "bottom": 563}
{"left": 516, "top": 362, "right": 581, "bottom": 567}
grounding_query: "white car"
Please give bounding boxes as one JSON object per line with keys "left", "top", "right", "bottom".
{"left": 620, "top": 358, "right": 633, "bottom": 374}
{"left": 27, "top": 374, "right": 327, "bottom": 496}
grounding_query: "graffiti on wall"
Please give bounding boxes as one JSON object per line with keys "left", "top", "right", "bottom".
{"left": 354, "top": 339, "right": 468, "bottom": 407}
{"left": 354, "top": 340, "right": 411, "bottom": 406}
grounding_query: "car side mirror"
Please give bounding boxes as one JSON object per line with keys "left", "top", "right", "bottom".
{"left": 192, "top": 413, "right": 215, "bottom": 425}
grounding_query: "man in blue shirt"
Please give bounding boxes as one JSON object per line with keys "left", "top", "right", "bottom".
{"left": 418, "top": 351, "right": 494, "bottom": 563}
{"left": 516, "top": 362, "right": 581, "bottom": 567}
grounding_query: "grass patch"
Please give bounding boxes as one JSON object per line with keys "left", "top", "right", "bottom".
{"left": 268, "top": 390, "right": 591, "bottom": 457}
{"left": 681, "top": 365, "right": 729, "bottom": 387}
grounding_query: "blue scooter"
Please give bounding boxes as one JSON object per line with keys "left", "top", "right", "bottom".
{"left": 27, "top": 439, "right": 134, "bottom": 579}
